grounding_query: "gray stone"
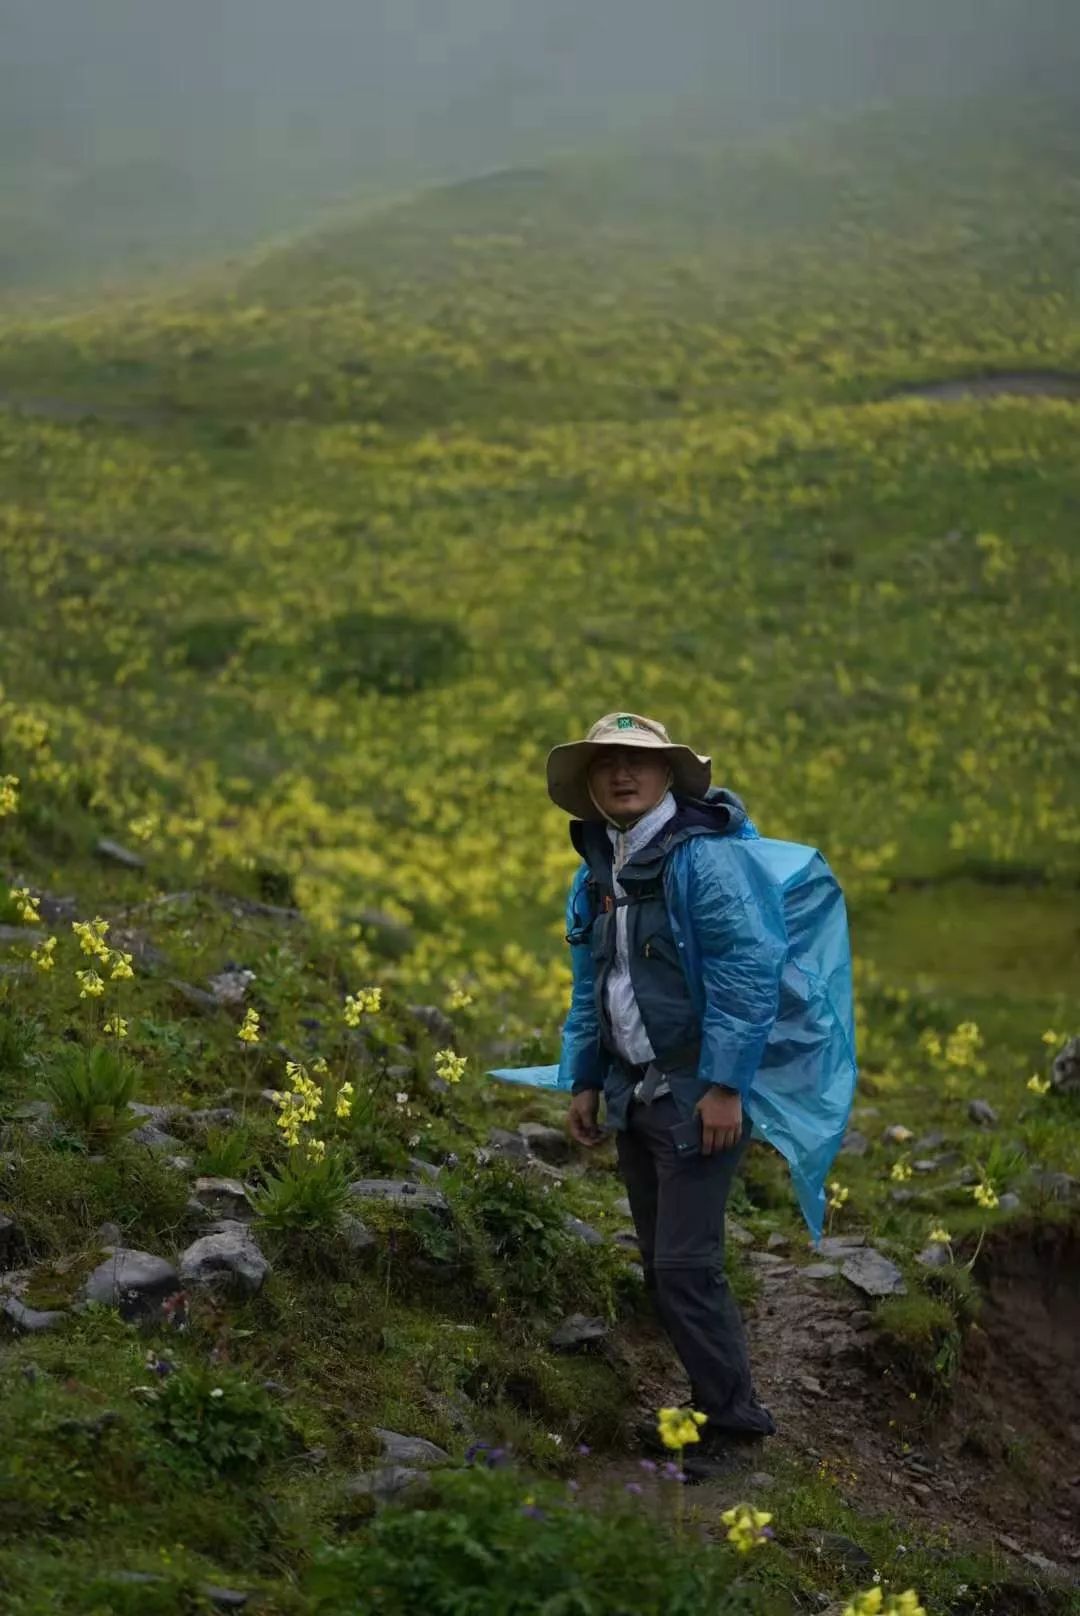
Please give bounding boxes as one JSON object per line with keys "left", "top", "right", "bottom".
{"left": 750, "top": 1251, "right": 789, "bottom": 1268}
{"left": 806, "top": 1530, "right": 873, "bottom": 1570}
{"left": 168, "top": 978, "right": 222, "bottom": 1015}
{"left": 0, "top": 923, "right": 45, "bottom": 945}
{"left": 95, "top": 1222, "right": 122, "bottom": 1247}
{"left": 373, "top": 1428, "right": 450, "bottom": 1467}
{"left": 839, "top": 1129, "right": 869, "bottom": 1157}
{"left": 163, "top": 1155, "right": 194, "bottom": 1173}
{"left": 968, "top": 1099, "right": 998, "bottom": 1128}
{"left": 346, "top": 1465, "right": 428, "bottom": 1503}
{"left": 200, "top": 1588, "right": 249, "bottom": 1612}
{"left": 130, "top": 1123, "right": 185, "bottom": 1152}
{"left": 188, "top": 1177, "right": 255, "bottom": 1222}
{"left": 915, "top": 1131, "right": 946, "bottom": 1151}
{"left": 207, "top": 968, "right": 255, "bottom": 1006}
{"left": 841, "top": 1246, "right": 906, "bottom": 1298}
{"left": 615, "top": 1196, "right": 633, "bottom": 1219}
{"left": 1050, "top": 1034, "right": 1080, "bottom": 1093}
{"left": 726, "top": 1218, "right": 754, "bottom": 1246}
{"left": 407, "top": 1003, "right": 457, "bottom": 1046}
{"left": 913, "top": 1159, "right": 942, "bottom": 1173}
{"left": 550, "top": 1313, "right": 610, "bottom": 1350}
{"left": 518, "top": 1122, "right": 571, "bottom": 1164}
{"left": 1, "top": 1295, "right": 67, "bottom": 1334}
{"left": 802, "top": 1262, "right": 840, "bottom": 1280}
{"left": 487, "top": 1128, "right": 531, "bottom": 1160}
{"left": 889, "top": 1189, "right": 916, "bottom": 1205}
{"left": 347, "top": 1179, "right": 448, "bottom": 1215}
{"left": 766, "top": 1232, "right": 789, "bottom": 1251}
{"left": 95, "top": 837, "right": 145, "bottom": 869}
{"left": 341, "top": 1214, "right": 377, "bottom": 1253}
{"left": 613, "top": 1229, "right": 639, "bottom": 1250}
{"left": 187, "top": 1107, "right": 239, "bottom": 1131}
{"left": 129, "top": 1103, "right": 182, "bottom": 1125}
{"left": 916, "top": 1243, "right": 950, "bottom": 1268}
{"left": 1029, "top": 1170, "right": 1078, "bottom": 1204}
{"left": 562, "top": 1214, "right": 603, "bottom": 1247}
{"left": 82, "top": 1249, "right": 180, "bottom": 1320}
{"left": 408, "top": 1157, "right": 443, "bottom": 1181}
{"left": 748, "top": 1471, "right": 775, "bottom": 1489}
{"left": 881, "top": 1124, "right": 914, "bottom": 1145}
{"left": 997, "top": 1191, "right": 1021, "bottom": 1212}
{"left": 179, "top": 1223, "right": 269, "bottom": 1296}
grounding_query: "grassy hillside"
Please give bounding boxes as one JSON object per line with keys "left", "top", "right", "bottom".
{"left": 0, "top": 98, "right": 1078, "bottom": 1612}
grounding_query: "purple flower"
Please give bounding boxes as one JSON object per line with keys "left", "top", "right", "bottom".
{"left": 638, "top": 1458, "right": 657, "bottom": 1473}
{"left": 576, "top": 1443, "right": 591, "bottom": 1457}
{"left": 624, "top": 1482, "right": 644, "bottom": 1496}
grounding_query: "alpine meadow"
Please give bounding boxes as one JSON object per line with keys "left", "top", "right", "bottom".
{"left": 1, "top": 72, "right": 1079, "bottom": 1616}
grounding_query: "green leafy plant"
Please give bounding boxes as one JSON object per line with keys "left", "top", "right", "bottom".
{"left": 40, "top": 1042, "right": 139, "bottom": 1148}
{"left": 198, "top": 1124, "right": 258, "bottom": 1179}
{"left": 147, "top": 1364, "right": 288, "bottom": 1475}
{"left": 255, "top": 1149, "right": 350, "bottom": 1230}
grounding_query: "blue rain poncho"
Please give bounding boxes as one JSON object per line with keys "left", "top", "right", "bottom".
{"left": 489, "top": 824, "right": 857, "bottom": 1240}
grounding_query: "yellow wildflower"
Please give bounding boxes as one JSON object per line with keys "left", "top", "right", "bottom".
{"left": 1026, "top": 1074, "right": 1051, "bottom": 1095}
{"left": 306, "top": 1137, "right": 327, "bottom": 1162}
{"left": 927, "top": 1225, "right": 951, "bottom": 1245}
{"left": 890, "top": 1159, "right": 912, "bottom": 1183}
{"left": 75, "top": 967, "right": 106, "bottom": 999}
{"left": 1041, "top": 1029, "right": 1062, "bottom": 1047}
{"left": 343, "top": 986, "right": 382, "bottom": 1026}
{"left": 31, "top": 935, "right": 57, "bottom": 971}
{"left": 434, "top": 1047, "right": 467, "bottom": 1084}
{"left": 944, "top": 1020, "right": 982, "bottom": 1068}
{"left": 843, "top": 1591, "right": 926, "bottom": 1616}
{"left": 827, "top": 1179, "right": 850, "bottom": 1210}
{"left": 0, "top": 775, "right": 18, "bottom": 816}
{"left": 721, "top": 1502, "right": 773, "bottom": 1553}
{"left": 9, "top": 887, "right": 40, "bottom": 923}
{"left": 72, "top": 916, "right": 111, "bottom": 960}
{"left": 656, "top": 1406, "right": 707, "bottom": 1450}
{"left": 447, "top": 982, "right": 474, "bottom": 1011}
{"left": 104, "top": 1014, "right": 129, "bottom": 1039}
{"left": 237, "top": 1008, "right": 261, "bottom": 1044}
{"left": 335, "top": 1080, "right": 354, "bottom": 1119}
{"left": 972, "top": 1180, "right": 999, "bottom": 1210}
{"left": 109, "top": 950, "right": 135, "bottom": 981}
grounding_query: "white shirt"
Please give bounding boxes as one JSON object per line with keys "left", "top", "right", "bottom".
{"left": 604, "top": 790, "right": 678, "bottom": 1069}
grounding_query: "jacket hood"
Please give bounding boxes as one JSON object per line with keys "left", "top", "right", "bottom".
{"left": 569, "top": 784, "right": 749, "bottom": 860}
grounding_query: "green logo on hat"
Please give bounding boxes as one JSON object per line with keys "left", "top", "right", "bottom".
{"left": 616, "top": 715, "right": 634, "bottom": 729}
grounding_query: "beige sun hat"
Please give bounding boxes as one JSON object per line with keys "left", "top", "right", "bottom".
{"left": 546, "top": 711, "right": 711, "bottom": 820}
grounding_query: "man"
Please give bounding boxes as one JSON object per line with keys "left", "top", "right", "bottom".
{"left": 489, "top": 709, "right": 856, "bottom": 1476}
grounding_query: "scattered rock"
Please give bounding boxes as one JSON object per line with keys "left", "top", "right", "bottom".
{"left": 341, "top": 1215, "right": 377, "bottom": 1253}
{"left": 163, "top": 1155, "right": 194, "bottom": 1173}
{"left": 796, "top": 1372, "right": 825, "bottom": 1396}
{"left": 187, "top": 1107, "right": 239, "bottom": 1132}
{"left": 748, "top": 1471, "right": 775, "bottom": 1489}
{"left": 1029, "top": 1170, "right": 1078, "bottom": 1204}
{"left": 518, "top": 1122, "right": 571, "bottom": 1164}
{"left": 562, "top": 1214, "right": 603, "bottom": 1247}
{"left": 82, "top": 1249, "right": 180, "bottom": 1321}
{"left": 207, "top": 968, "right": 255, "bottom": 1006}
{"left": 802, "top": 1262, "right": 839, "bottom": 1280}
{"left": 179, "top": 1223, "right": 269, "bottom": 1297}
{"left": 168, "top": 978, "right": 222, "bottom": 1015}
{"left": 374, "top": 1429, "right": 449, "bottom": 1467}
{"left": 766, "top": 1232, "right": 789, "bottom": 1252}
{"left": 407, "top": 1004, "right": 457, "bottom": 1046}
{"left": 95, "top": 1222, "right": 122, "bottom": 1247}
{"left": 839, "top": 1129, "right": 869, "bottom": 1157}
{"left": 615, "top": 1197, "right": 633, "bottom": 1219}
{"left": 613, "top": 1229, "right": 640, "bottom": 1251}
{"left": 1, "top": 1295, "right": 67, "bottom": 1334}
{"left": 94, "top": 837, "right": 145, "bottom": 870}
{"left": 0, "top": 923, "right": 45, "bottom": 946}
{"left": 487, "top": 1128, "right": 531, "bottom": 1161}
{"left": 726, "top": 1219, "right": 754, "bottom": 1246}
{"left": 130, "top": 1123, "right": 185, "bottom": 1153}
{"left": 997, "top": 1191, "right": 1021, "bottom": 1212}
{"left": 345, "top": 1465, "right": 428, "bottom": 1504}
{"left": 881, "top": 1124, "right": 914, "bottom": 1145}
{"left": 408, "top": 1157, "right": 443, "bottom": 1181}
{"left": 916, "top": 1243, "right": 950, "bottom": 1269}
{"left": 840, "top": 1246, "right": 906, "bottom": 1298}
{"left": 913, "top": 1158, "right": 942, "bottom": 1173}
{"left": 201, "top": 1588, "right": 249, "bottom": 1612}
{"left": 1051, "top": 1034, "right": 1080, "bottom": 1094}
{"left": 188, "top": 1177, "right": 255, "bottom": 1223}
{"left": 550, "top": 1313, "right": 610, "bottom": 1351}
{"left": 750, "top": 1251, "right": 789, "bottom": 1268}
{"left": 129, "top": 1102, "right": 184, "bottom": 1125}
{"left": 968, "top": 1098, "right": 998, "bottom": 1128}
{"left": 346, "top": 1179, "right": 449, "bottom": 1215}
{"left": 805, "top": 1529, "right": 874, "bottom": 1571}
{"left": 889, "top": 1189, "right": 916, "bottom": 1205}
{"left": 914, "top": 1131, "right": 946, "bottom": 1151}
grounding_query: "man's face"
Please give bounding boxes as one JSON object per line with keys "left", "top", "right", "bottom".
{"left": 587, "top": 747, "right": 671, "bottom": 822}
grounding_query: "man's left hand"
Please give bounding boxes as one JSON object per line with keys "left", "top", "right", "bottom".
{"left": 695, "top": 1085, "right": 742, "bottom": 1155}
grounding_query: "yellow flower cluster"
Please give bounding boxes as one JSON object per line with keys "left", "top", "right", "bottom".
{"left": 827, "top": 1179, "right": 850, "bottom": 1210}
{"left": 972, "top": 1180, "right": 999, "bottom": 1210}
{"left": 927, "top": 1225, "right": 951, "bottom": 1245}
{"left": 76, "top": 968, "right": 106, "bottom": 999}
{"left": 72, "top": 916, "right": 111, "bottom": 960}
{"left": 9, "top": 886, "right": 40, "bottom": 923}
{"left": 343, "top": 986, "right": 382, "bottom": 1026}
{"left": 104, "top": 1014, "right": 129, "bottom": 1039}
{"left": 237, "top": 1008, "right": 261, "bottom": 1044}
{"left": 1026, "top": 1074, "right": 1051, "bottom": 1095}
{"left": 721, "top": 1502, "right": 773, "bottom": 1554}
{"left": 0, "top": 775, "right": 18, "bottom": 816}
{"left": 335, "top": 1080, "right": 355, "bottom": 1120}
{"left": 273, "top": 1061, "right": 323, "bottom": 1147}
{"left": 434, "top": 1047, "right": 467, "bottom": 1084}
{"left": 843, "top": 1589, "right": 926, "bottom": 1616}
{"left": 656, "top": 1406, "right": 706, "bottom": 1450}
{"left": 889, "top": 1159, "right": 912, "bottom": 1183}
{"left": 447, "top": 982, "right": 474, "bottom": 1011}
{"left": 31, "top": 935, "right": 57, "bottom": 972}
{"left": 944, "top": 1020, "right": 982, "bottom": 1069}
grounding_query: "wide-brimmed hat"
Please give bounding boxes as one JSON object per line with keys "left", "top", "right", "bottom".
{"left": 546, "top": 711, "right": 711, "bottom": 820}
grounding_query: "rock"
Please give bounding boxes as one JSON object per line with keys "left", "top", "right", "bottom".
{"left": 889, "top": 1189, "right": 916, "bottom": 1205}
{"left": 913, "top": 1159, "right": 942, "bottom": 1173}
{"left": 82, "top": 1249, "right": 180, "bottom": 1321}
{"left": 881, "top": 1124, "right": 914, "bottom": 1145}
{"left": 914, "top": 1131, "right": 946, "bottom": 1151}
{"left": 346, "top": 1465, "right": 428, "bottom": 1504}
{"left": 487, "top": 1128, "right": 531, "bottom": 1160}
{"left": 1029, "top": 1170, "right": 1078, "bottom": 1204}
{"left": 766, "top": 1232, "right": 789, "bottom": 1251}
{"left": 796, "top": 1372, "right": 825, "bottom": 1396}
{"left": 916, "top": 1243, "right": 950, "bottom": 1268}
{"left": 408, "top": 1157, "right": 443, "bottom": 1181}
{"left": 518, "top": 1122, "right": 571, "bottom": 1164}
{"left": 130, "top": 1123, "right": 185, "bottom": 1152}
{"left": 95, "top": 1222, "right": 122, "bottom": 1247}
{"left": 805, "top": 1530, "right": 874, "bottom": 1571}
{"left": 341, "top": 1215, "right": 377, "bottom": 1253}
{"left": 802, "top": 1262, "right": 839, "bottom": 1280}
{"left": 748, "top": 1471, "right": 775, "bottom": 1489}
{"left": 1, "top": 1295, "right": 67, "bottom": 1334}
{"left": 188, "top": 1177, "right": 255, "bottom": 1222}
{"left": 200, "top": 1588, "right": 249, "bottom": 1612}
{"left": 373, "top": 1429, "right": 449, "bottom": 1467}
{"left": 562, "top": 1215, "right": 603, "bottom": 1247}
{"left": 726, "top": 1218, "right": 753, "bottom": 1246}
{"left": 997, "top": 1191, "right": 1021, "bottom": 1212}
{"left": 615, "top": 1197, "right": 633, "bottom": 1219}
{"left": 840, "top": 1246, "right": 906, "bottom": 1298}
{"left": 407, "top": 1004, "right": 457, "bottom": 1046}
{"left": 1051, "top": 1034, "right": 1080, "bottom": 1093}
{"left": 0, "top": 923, "right": 45, "bottom": 945}
{"left": 839, "top": 1129, "right": 869, "bottom": 1157}
{"left": 968, "top": 1099, "right": 998, "bottom": 1128}
{"left": 550, "top": 1313, "right": 609, "bottom": 1351}
{"left": 187, "top": 1107, "right": 239, "bottom": 1132}
{"left": 613, "top": 1229, "right": 640, "bottom": 1251}
{"left": 179, "top": 1224, "right": 269, "bottom": 1297}
{"left": 168, "top": 978, "right": 223, "bottom": 1015}
{"left": 95, "top": 837, "right": 145, "bottom": 870}
{"left": 750, "top": 1251, "right": 789, "bottom": 1268}
{"left": 163, "top": 1155, "right": 194, "bottom": 1173}
{"left": 207, "top": 968, "right": 255, "bottom": 1006}
{"left": 346, "top": 1179, "right": 448, "bottom": 1215}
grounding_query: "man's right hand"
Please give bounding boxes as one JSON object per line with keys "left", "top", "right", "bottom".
{"left": 567, "top": 1088, "right": 604, "bottom": 1147}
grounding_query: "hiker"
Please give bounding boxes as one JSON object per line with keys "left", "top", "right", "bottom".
{"left": 534, "top": 711, "right": 857, "bottom": 1475}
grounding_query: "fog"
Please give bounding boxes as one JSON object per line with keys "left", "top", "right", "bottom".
{"left": 2, "top": 0, "right": 1077, "bottom": 286}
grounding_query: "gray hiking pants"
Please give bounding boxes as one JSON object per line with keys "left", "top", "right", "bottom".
{"left": 615, "top": 1092, "right": 775, "bottom": 1438}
